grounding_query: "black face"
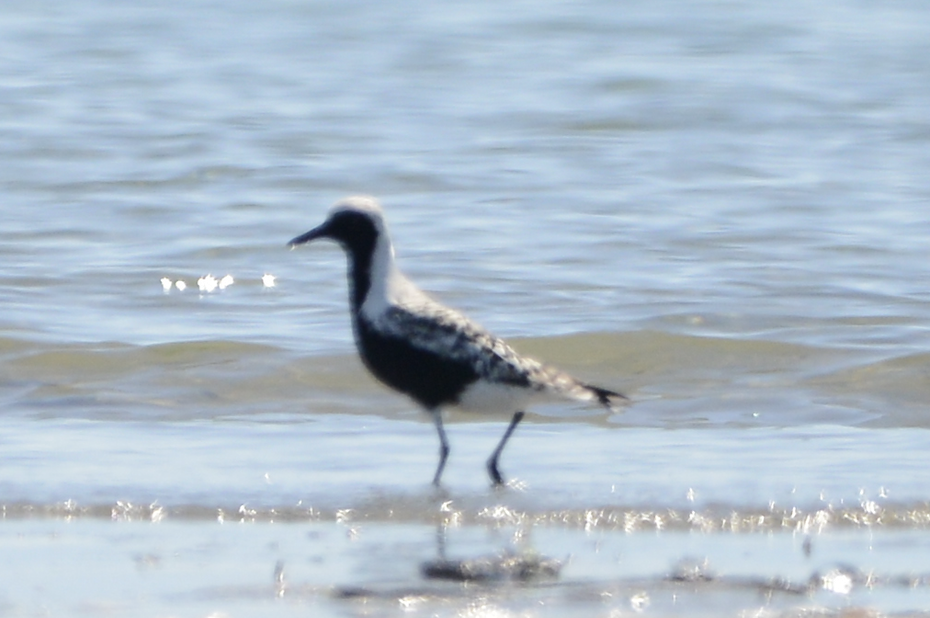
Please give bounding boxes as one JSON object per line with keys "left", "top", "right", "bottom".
{"left": 322, "top": 210, "right": 379, "bottom": 253}
{"left": 289, "top": 210, "right": 379, "bottom": 257}
{"left": 289, "top": 209, "right": 381, "bottom": 311}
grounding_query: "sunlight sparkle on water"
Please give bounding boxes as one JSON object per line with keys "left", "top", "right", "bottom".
{"left": 159, "top": 274, "right": 276, "bottom": 293}
{"left": 820, "top": 569, "right": 854, "bottom": 595}
{"left": 197, "top": 274, "right": 218, "bottom": 293}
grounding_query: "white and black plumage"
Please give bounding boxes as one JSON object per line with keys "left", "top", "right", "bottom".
{"left": 288, "top": 196, "right": 626, "bottom": 486}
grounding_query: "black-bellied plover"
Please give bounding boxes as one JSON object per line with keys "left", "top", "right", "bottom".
{"left": 289, "top": 196, "right": 625, "bottom": 486}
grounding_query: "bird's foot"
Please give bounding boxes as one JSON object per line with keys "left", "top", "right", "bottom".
{"left": 487, "top": 459, "right": 505, "bottom": 488}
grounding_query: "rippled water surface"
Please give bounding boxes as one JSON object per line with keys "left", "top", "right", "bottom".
{"left": 3, "top": 0, "right": 930, "bottom": 616}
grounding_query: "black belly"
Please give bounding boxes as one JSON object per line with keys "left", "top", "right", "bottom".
{"left": 356, "top": 320, "right": 479, "bottom": 409}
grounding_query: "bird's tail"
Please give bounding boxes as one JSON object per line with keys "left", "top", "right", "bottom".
{"left": 537, "top": 366, "right": 628, "bottom": 412}
{"left": 581, "top": 382, "right": 629, "bottom": 413}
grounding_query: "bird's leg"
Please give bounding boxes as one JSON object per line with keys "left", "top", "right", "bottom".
{"left": 430, "top": 409, "right": 450, "bottom": 486}
{"left": 487, "top": 411, "right": 525, "bottom": 486}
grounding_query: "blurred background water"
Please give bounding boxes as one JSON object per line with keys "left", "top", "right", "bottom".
{"left": 2, "top": 0, "right": 930, "bottom": 616}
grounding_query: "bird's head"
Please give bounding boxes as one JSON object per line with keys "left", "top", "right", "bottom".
{"left": 288, "top": 195, "right": 388, "bottom": 257}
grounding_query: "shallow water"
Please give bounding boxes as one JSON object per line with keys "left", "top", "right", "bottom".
{"left": 3, "top": 0, "right": 930, "bottom": 616}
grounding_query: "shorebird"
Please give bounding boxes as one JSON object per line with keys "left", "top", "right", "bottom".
{"left": 288, "top": 196, "right": 625, "bottom": 486}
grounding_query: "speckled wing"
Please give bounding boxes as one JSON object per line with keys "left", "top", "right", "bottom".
{"left": 373, "top": 300, "right": 626, "bottom": 410}
{"left": 373, "top": 303, "right": 539, "bottom": 388}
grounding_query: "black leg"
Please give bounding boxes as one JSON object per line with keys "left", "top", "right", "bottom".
{"left": 430, "top": 409, "right": 450, "bottom": 486}
{"left": 487, "top": 411, "right": 525, "bottom": 486}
